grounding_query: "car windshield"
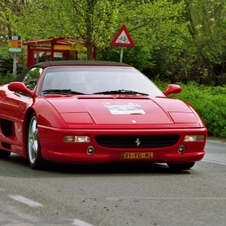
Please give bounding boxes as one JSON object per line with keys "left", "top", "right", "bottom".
{"left": 41, "top": 66, "right": 164, "bottom": 97}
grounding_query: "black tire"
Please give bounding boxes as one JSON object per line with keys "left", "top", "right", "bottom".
{"left": 167, "top": 162, "right": 195, "bottom": 171}
{"left": 27, "top": 113, "right": 44, "bottom": 169}
{"left": 0, "top": 149, "right": 11, "bottom": 158}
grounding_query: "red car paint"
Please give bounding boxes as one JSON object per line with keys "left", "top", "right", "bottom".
{"left": 0, "top": 60, "right": 207, "bottom": 170}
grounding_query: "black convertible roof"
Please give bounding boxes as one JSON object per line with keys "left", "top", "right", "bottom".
{"left": 34, "top": 60, "right": 129, "bottom": 68}
{"left": 14, "top": 60, "right": 131, "bottom": 81}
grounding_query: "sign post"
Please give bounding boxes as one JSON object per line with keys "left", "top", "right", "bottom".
{"left": 8, "top": 35, "right": 22, "bottom": 77}
{"left": 110, "top": 25, "right": 135, "bottom": 62}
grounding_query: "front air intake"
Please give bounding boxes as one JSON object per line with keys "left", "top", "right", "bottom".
{"left": 95, "top": 135, "right": 179, "bottom": 148}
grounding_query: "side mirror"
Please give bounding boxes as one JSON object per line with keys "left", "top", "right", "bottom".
{"left": 8, "top": 82, "right": 34, "bottom": 97}
{"left": 163, "top": 84, "right": 182, "bottom": 96}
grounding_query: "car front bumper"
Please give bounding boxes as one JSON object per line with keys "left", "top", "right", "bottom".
{"left": 38, "top": 126, "right": 207, "bottom": 164}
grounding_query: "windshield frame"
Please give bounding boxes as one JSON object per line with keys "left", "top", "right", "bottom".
{"left": 38, "top": 66, "right": 164, "bottom": 97}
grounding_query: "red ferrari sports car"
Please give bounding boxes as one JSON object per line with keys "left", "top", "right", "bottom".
{"left": 0, "top": 60, "right": 207, "bottom": 170}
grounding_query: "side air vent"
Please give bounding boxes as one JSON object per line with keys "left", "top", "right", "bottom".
{"left": 1, "top": 142, "right": 11, "bottom": 150}
{"left": 0, "top": 119, "right": 14, "bottom": 137}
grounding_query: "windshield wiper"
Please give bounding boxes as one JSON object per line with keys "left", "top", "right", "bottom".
{"left": 93, "top": 89, "right": 148, "bottom": 95}
{"left": 42, "top": 89, "right": 85, "bottom": 95}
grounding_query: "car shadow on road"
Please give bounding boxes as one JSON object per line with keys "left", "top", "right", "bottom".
{"left": 0, "top": 154, "right": 191, "bottom": 176}
{"left": 47, "top": 162, "right": 191, "bottom": 175}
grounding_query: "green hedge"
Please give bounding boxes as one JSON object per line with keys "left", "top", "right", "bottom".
{"left": 0, "top": 73, "right": 14, "bottom": 84}
{"left": 0, "top": 48, "right": 24, "bottom": 84}
{"left": 156, "top": 81, "right": 226, "bottom": 138}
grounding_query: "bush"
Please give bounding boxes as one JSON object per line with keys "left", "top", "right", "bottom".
{"left": 0, "top": 48, "right": 24, "bottom": 81}
{"left": 0, "top": 73, "right": 14, "bottom": 84}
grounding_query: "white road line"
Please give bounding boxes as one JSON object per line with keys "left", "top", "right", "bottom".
{"left": 106, "top": 196, "right": 226, "bottom": 201}
{"left": 72, "top": 219, "right": 94, "bottom": 226}
{"left": 8, "top": 195, "right": 43, "bottom": 207}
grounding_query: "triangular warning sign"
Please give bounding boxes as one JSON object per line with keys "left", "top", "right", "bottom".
{"left": 110, "top": 25, "right": 135, "bottom": 47}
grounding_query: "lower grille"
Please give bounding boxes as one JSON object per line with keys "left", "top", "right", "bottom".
{"left": 95, "top": 135, "right": 179, "bottom": 148}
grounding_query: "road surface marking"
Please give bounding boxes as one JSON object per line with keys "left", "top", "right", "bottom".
{"left": 8, "top": 195, "right": 43, "bottom": 207}
{"left": 72, "top": 219, "right": 94, "bottom": 226}
{"left": 106, "top": 196, "right": 226, "bottom": 201}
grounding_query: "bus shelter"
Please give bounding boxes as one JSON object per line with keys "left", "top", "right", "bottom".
{"left": 23, "top": 37, "right": 96, "bottom": 67}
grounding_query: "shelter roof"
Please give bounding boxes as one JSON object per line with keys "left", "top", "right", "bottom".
{"left": 23, "top": 37, "right": 85, "bottom": 46}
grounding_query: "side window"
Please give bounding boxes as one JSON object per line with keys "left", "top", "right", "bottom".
{"left": 23, "top": 67, "right": 43, "bottom": 90}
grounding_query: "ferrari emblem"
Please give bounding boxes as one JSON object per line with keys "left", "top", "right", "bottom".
{"left": 135, "top": 138, "right": 141, "bottom": 147}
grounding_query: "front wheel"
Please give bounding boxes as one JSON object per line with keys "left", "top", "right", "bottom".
{"left": 167, "top": 162, "right": 195, "bottom": 171}
{"left": 27, "top": 113, "right": 44, "bottom": 169}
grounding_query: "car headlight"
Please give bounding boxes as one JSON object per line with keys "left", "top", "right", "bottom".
{"left": 63, "top": 136, "right": 90, "bottom": 143}
{"left": 184, "top": 135, "right": 205, "bottom": 142}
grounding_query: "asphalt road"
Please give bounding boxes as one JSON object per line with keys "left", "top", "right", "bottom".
{"left": 0, "top": 139, "right": 226, "bottom": 226}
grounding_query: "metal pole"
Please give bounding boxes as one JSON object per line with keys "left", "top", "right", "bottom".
{"left": 13, "top": 52, "right": 17, "bottom": 77}
{"left": 120, "top": 47, "right": 124, "bottom": 63}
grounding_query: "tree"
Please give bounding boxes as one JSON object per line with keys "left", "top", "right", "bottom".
{"left": 184, "top": 0, "right": 226, "bottom": 85}
{"left": 4, "top": 0, "right": 226, "bottom": 85}
{"left": 0, "top": 0, "right": 30, "bottom": 44}
{"left": 11, "top": 0, "right": 184, "bottom": 63}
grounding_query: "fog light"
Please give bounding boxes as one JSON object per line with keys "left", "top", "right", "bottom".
{"left": 184, "top": 135, "right": 205, "bottom": 142}
{"left": 178, "top": 145, "right": 186, "bottom": 154}
{"left": 63, "top": 136, "right": 90, "bottom": 143}
{"left": 87, "top": 146, "right": 95, "bottom": 155}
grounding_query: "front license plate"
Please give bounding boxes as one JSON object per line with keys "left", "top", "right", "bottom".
{"left": 121, "top": 152, "right": 153, "bottom": 159}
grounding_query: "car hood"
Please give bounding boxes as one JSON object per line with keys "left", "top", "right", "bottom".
{"left": 45, "top": 95, "right": 203, "bottom": 128}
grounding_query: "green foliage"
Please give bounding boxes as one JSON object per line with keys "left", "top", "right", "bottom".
{"left": 0, "top": 73, "right": 14, "bottom": 85}
{"left": 0, "top": 54, "right": 13, "bottom": 76}
{"left": 0, "top": 49, "right": 15, "bottom": 84}
{"left": 23, "top": 68, "right": 41, "bottom": 90}
{"left": 7, "top": 0, "right": 186, "bottom": 61}
{"left": 0, "top": 47, "right": 24, "bottom": 81}
{"left": 105, "top": 46, "right": 154, "bottom": 71}
{"left": 1, "top": 0, "right": 226, "bottom": 84}
{"left": 182, "top": 0, "right": 226, "bottom": 83}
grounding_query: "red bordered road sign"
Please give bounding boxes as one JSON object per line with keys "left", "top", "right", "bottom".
{"left": 110, "top": 25, "right": 135, "bottom": 47}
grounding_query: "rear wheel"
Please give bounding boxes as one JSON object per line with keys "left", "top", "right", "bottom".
{"left": 0, "top": 149, "right": 11, "bottom": 158}
{"left": 167, "top": 162, "right": 195, "bottom": 171}
{"left": 27, "top": 113, "right": 44, "bottom": 169}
